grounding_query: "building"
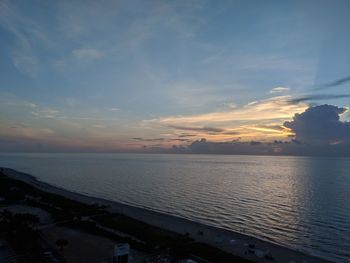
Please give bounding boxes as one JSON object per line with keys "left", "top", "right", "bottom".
{"left": 112, "top": 243, "right": 129, "bottom": 263}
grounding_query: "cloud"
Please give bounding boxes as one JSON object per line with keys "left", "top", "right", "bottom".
{"left": 65, "top": 98, "right": 78, "bottom": 107}
{"left": 171, "top": 138, "right": 350, "bottom": 156}
{"left": 72, "top": 48, "right": 104, "bottom": 60}
{"left": 186, "top": 139, "right": 281, "bottom": 155}
{"left": 178, "top": 134, "right": 196, "bottom": 137}
{"left": 0, "top": 94, "right": 37, "bottom": 108}
{"left": 246, "top": 124, "right": 287, "bottom": 133}
{"left": 31, "top": 108, "right": 59, "bottom": 118}
{"left": 132, "top": 137, "right": 165, "bottom": 142}
{"left": 168, "top": 125, "right": 225, "bottom": 133}
{"left": 28, "top": 104, "right": 119, "bottom": 122}
{"left": 315, "top": 75, "right": 350, "bottom": 90}
{"left": 269, "top": 86, "right": 290, "bottom": 94}
{"left": 33, "top": 115, "right": 119, "bottom": 122}
{"left": 91, "top": 124, "right": 106, "bottom": 128}
{"left": 141, "top": 96, "right": 307, "bottom": 142}
{"left": 107, "top": 107, "right": 120, "bottom": 111}
{"left": 0, "top": 0, "right": 41, "bottom": 76}
{"left": 284, "top": 104, "right": 350, "bottom": 144}
{"left": 222, "top": 102, "right": 237, "bottom": 109}
{"left": 145, "top": 95, "right": 308, "bottom": 127}
{"left": 1, "top": 126, "right": 55, "bottom": 139}
{"left": 2, "top": 101, "right": 37, "bottom": 108}
{"left": 131, "top": 137, "right": 191, "bottom": 144}
{"left": 12, "top": 52, "right": 39, "bottom": 76}
{"left": 288, "top": 94, "right": 350, "bottom": 104}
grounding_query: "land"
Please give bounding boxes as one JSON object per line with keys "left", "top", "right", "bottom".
{"left": 0, "top": 167, "right": 332, "bottom": 263}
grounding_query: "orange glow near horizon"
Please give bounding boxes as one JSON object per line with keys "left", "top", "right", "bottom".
{"left": 0, "top": 95, "right": 304, "bottom": 151}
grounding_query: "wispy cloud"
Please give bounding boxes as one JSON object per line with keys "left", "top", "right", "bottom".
{"left": 168, "top": 125, "right": 225, "bottom": 133}
{"left": 72, "top": 48, "right": 104, "bottom": 60}
{"left": 0, "top": 94, "right": 37, "bottom": 108}
{"left": 1, "top": 126, "right": 55, "bottom": 139}
{"left": 31, "top": 112, "right": 119, "bottom": 122}
{"left": 107, "top": 107, "right": 121, "bottom": 111}
{"left": 178, "top": 134, "right": 197, "bottom": 138}
{"left": 4, "top": 101, "right": 37, "bottom": 108}
{"left": 31, "top": 108, "right": 59, "bottom": 118}
{"left": 246, "top": 124, "right": 287, "bottom": 133}
{"left": 12, "top": 52, "right": 39, "bottom": 76}
{"left": 0, "top": 0, "right": 41, "bottom": 76}
{"left": 141, "top": 96, "right": 307, "bottom": 143}
{"left": 288, "top": 94, "right": 350, "bottom": 104}
{"left": 269, "top": 86, "right": 290, "bottom": 94}
{"left": 314, "top": 75, "right": 350, "bottom": 90}
{"left": 132, "top": 137, "right": 165, "bottom": 142}
{"left": 145, "top": 96, "right": 308, "bottom": 127}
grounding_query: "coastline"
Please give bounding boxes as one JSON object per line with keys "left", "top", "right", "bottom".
{"left": 1, "top": 167, "right": 333, "bottom": 263}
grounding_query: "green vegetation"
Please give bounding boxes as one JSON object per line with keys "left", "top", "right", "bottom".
{"left": 0, "top": 171, "right": 103, "bottom": 221}
{"left": 56, "top": 238, "right": 69, "bottom": 251}
{"left": 0, "top": 210, "right": 45, "bottom": 263}
{"left": 187, "top": 242, "right": 252, "bottom": 263}
{"left": 65, "top": 219, "right": 150, "bottom": 252}
{"left": 95, "top": 214, "right": 192, "bottom": 248}
{"left": 94, "top": 215, "right": 253, "bottom": 262}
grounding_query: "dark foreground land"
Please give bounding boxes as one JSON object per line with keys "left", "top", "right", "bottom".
{"left": 0, "top": 168, "right": 254, "bottom": 263}
{"left": 0, "top": 168, "right": 332, "bottom": 263}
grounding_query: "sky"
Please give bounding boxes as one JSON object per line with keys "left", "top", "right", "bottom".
{"left": 1, "top": 0, "right": 350, "bottom": 153}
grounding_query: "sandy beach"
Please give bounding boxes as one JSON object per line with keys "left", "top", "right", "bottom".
{"left": 2, "top": 167, "right": 333, "bottom": 263}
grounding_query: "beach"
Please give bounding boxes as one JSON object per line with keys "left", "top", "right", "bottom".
{"left": 1, "top": 167, "right": 333, "bottom": 263}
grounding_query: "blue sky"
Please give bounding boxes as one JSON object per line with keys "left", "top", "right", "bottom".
{"left": 1, "top": 0, "right": 350, "bottom": 152}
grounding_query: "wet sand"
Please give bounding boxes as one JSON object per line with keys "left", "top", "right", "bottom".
{"left": 2, "top": 167, "right": 333, "bottom": 263}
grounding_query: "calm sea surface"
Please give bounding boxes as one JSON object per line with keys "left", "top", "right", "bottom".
{"left": 0, "top": 153, "right": 349, "bottom": 262}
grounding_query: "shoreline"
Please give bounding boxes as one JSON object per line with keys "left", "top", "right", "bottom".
{"left": 1, "top": 167, "right": 333, "bottom": 263}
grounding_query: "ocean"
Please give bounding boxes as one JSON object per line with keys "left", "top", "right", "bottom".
{"left": 0, "top": 153, "right": 349, "bottom": 262}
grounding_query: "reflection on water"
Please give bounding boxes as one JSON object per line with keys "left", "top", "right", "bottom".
{"left": 0, "top": 153, "right": 349, "bottom": 262}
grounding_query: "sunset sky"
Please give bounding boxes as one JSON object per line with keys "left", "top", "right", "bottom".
{"left": 1, "top": 0, "right": 350, "bottom": 152}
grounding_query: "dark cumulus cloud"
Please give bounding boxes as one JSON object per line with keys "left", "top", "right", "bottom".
{"left": 284, "top": 104, "right": 350, "bottom": 144}
{"left": 180, "top": 139, "right": 350, "bottom": 156}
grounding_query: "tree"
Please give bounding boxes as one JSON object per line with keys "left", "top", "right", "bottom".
{"left": 56, "top": 239, "right": 69, "bottom": 251}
